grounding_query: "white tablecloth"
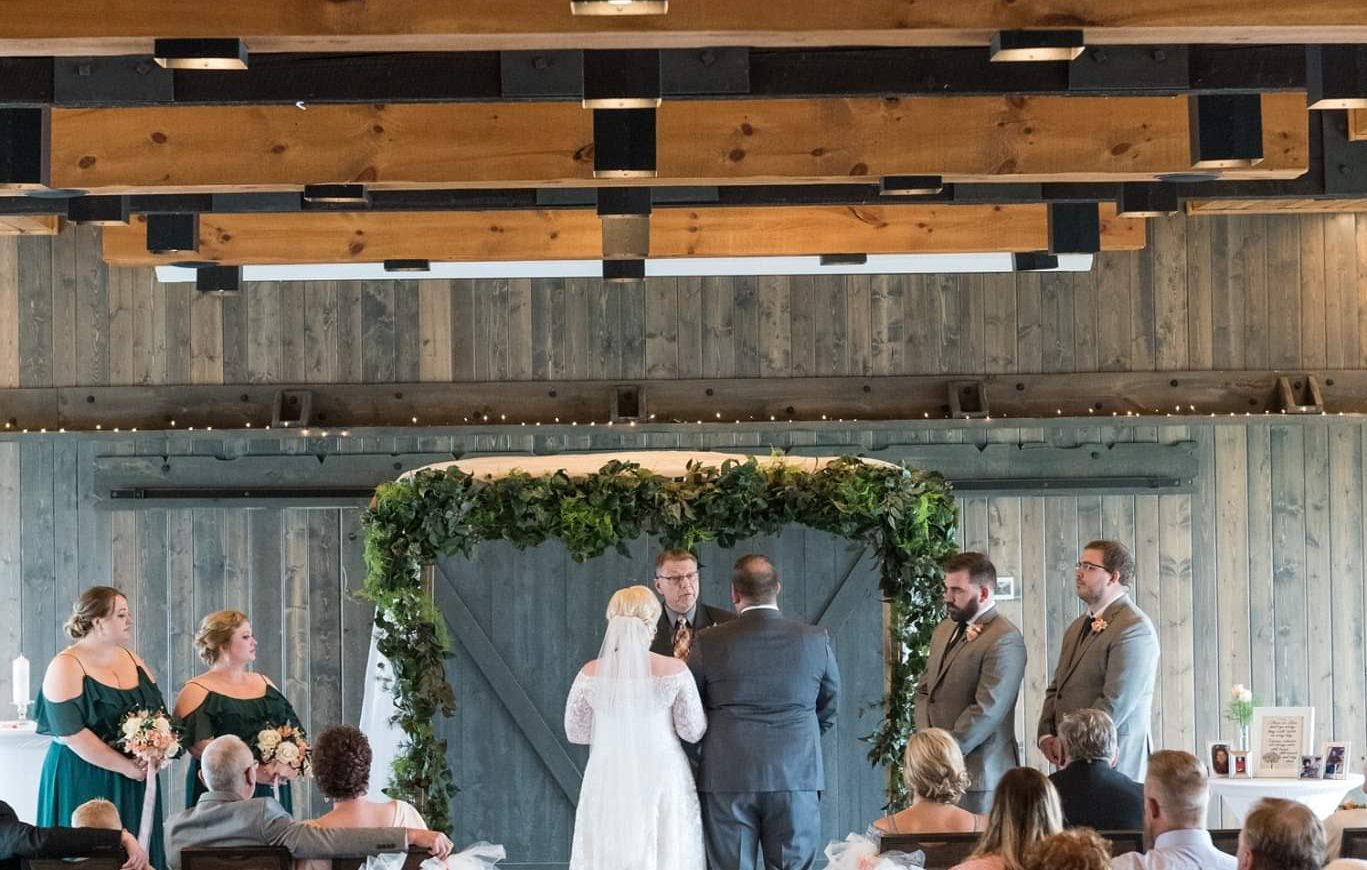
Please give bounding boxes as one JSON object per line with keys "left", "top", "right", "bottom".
{"left": 1209, "top": 773, "right": 1365, "bottom": 822}
{"left": 0, "top": 725, "right": 51, "bottom": 822}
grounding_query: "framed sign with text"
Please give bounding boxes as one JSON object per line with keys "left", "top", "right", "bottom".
{"left": 1251, "top": 707, "right": 1315, "bottom": 778}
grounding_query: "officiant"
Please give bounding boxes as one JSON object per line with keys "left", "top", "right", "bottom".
{"left": 650, "top": 550, "right": 735, "bottom": 660}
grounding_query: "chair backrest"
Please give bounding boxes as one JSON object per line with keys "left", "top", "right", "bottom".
{"left": 879, "top": 833, "right": 981, "bottom": 870}
{"left": 23, "top": 859, "right": 126, "bottom": 870}
{"left": 1098, "top": 830, "right": 1145, "bottom": 856}
{"left": 180, "top": 846, "right": 293, "bottom": 870}
{"left": 1343, "top": 828, "right": 1367, "bottom": 860}
{"left": 1209, "top": 828, "right": 1241, "bottom": 856}
{"left": 331, "top": 851, "right": 427, "bottom": 870}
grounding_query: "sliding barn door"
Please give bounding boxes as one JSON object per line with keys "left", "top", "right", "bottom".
{"left": 433, "top": 528, "right": 886, "bottom": 868}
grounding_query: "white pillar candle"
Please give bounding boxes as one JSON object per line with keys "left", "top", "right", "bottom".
{"left": 12, "top": 655, "right": 29, "bottom": 708}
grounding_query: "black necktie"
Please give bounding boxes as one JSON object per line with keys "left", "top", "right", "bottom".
{"left": 948, "top": 619, "right": 969, "bottom": 649}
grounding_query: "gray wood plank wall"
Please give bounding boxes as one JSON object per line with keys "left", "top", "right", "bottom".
{"left": 2, "top": 214, "right": 1367, "bottom": 389}
{"left": 0, "top": 420, "right": 1365, "bottom": 824}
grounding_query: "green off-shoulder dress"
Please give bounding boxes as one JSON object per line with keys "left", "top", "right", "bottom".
{"left": 180, "top": 676, "right": 304, "bottom": 814}
{"left": 35, "top": 652, "right": 168, "bottom": 870}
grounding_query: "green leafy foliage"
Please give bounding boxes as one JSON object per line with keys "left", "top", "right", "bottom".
{"left": 360, "top": 456, "right": 957, "bottom": 830}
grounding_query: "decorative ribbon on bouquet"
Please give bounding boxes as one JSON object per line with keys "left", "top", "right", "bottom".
{"left": 117, "top": 709, "right": 182, "bottom": 850}
{"left": 255, "top": 724, "right": 312, "bottom": 807}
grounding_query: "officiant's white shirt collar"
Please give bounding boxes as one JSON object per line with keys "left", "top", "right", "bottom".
{"left": 666, "top": 604, "right": 698, "bottom": 625}
{"left": 741, "top": 604, "right": 780, "bottom": 614}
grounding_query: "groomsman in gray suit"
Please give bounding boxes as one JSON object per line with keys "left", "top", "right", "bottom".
{"left": 916, "top": 551, "right": 1026, "bottom": 813}
{"left": 689, "top": 554, "right": 841, "bottom": 870}
{"left": 1037, "top": 540, "right": 1160, "bottom": 782}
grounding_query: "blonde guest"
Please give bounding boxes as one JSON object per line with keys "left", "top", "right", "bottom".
{"left": 70, "top": 799, "right": 121, "bottom": 831}
{"left": 950, "top": 767, "right": 1063, "bottom": 870}
{"left": 869, "top": 728, "right": 984, "bottom": 837}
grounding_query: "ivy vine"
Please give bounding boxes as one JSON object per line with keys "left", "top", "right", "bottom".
{"left": 360, "top": 455, "right": 958, "bottom": 830}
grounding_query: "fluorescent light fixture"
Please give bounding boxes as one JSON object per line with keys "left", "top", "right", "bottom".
{"left": 571, "top": 0, "right": 668, "bottom": 15}
{"left": 990, "top": 30, "right": 1085, "bottom": 63}
{"left": 303, "top": 184, "right": 370, "bottom": 206}
{"left": 880, "top": 176, "right": 944, "bottom": 196}
{"left": 383, "top": 259, "right": 431, "bottom": 273}
{"left": 155, "top": 253, "right": 1093, "bottom": 284}
{"left": 153, "top": 38, "right": 249, "bottom": 71}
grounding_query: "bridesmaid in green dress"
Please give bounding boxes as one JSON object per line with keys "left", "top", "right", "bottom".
{"left": 36, "top": 586, "right": 168, "bottom": 870}
{"left": 173, "top": 610, "right": 305, "bottom": 814}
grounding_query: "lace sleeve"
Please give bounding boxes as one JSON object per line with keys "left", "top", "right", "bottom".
{"left": 670, "top": 671, "right": 707, "bottom": 743}
{"left": 564, "top": 673, "right": 594, "bottom": 745}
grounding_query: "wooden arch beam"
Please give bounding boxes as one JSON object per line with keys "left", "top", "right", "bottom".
{"left": 50, "top": 94, "right": 1308, "bottom": 193}
{"left": 99, "top": 204, "right": 1147, "bottom": 266}
{"left": 2, "top": 1, "right": 1366, "bottom": 54}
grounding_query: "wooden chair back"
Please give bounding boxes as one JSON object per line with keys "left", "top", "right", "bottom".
{"left": 180, "top": 846, "right": 293, "bottom": 870}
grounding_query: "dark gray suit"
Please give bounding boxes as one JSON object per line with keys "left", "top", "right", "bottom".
{"left": 165, "top": 790, "right": 407, "bottom": 870}
{"left": 915, "top": 607, "right": 1026, "bottom": 814}
{"left": 1037, "top": 594, "right": 1159, "bottom": 781}
{"left": 650, "top": 603, "right": 735, "bottom": 656}
{"left": 688, "top": 607, "right": 841, "bottom": 870}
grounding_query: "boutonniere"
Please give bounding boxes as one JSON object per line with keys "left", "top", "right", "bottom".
{"left": 965, "top": 623, "right": 984, "bottom": 642}
{"left": 1090, "top": 615, "right": 1109, "bottom": 634}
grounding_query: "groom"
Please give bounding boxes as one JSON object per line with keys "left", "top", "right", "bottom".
{"left": 688, "top": 554, "right": 841, "bottom": 870}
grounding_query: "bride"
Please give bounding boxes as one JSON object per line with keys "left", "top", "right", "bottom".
{"left": 564, "top": 585, "right": 707, "bottom": 870}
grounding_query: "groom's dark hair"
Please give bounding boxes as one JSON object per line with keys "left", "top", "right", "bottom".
{"left": 732, "top": 554, "right": 779, "bottom": 603}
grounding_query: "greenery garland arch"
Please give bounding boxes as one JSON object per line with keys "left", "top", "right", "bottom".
{"left": 360, "top": 453, "right": 958, "bottom": 832}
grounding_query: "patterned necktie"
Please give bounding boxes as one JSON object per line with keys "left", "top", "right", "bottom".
{"left": 672, "top": 616, "right": 694, "bottom": 660}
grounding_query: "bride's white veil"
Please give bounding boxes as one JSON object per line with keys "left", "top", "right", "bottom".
{"left": 580, "top": 611, "right": 658, "bottom": 868}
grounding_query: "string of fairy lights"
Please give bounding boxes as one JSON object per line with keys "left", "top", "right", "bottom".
{"left": 0, "top": 405, "right": 1350, "bottom": 436}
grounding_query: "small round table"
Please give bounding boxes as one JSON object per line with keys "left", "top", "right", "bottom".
{"left": 1208, "top": 773, "right": 1365, "bottom": 822}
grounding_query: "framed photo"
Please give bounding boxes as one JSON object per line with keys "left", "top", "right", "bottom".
{"left": 1231, "top": 749, "right": 1251, "bottom": 778}
{"left": 1251, "top": 706, "right": 1315, "bottom": 778}
{"left": 994, "top": 575, "right": 1017, "bottom": 601}
{"left": 1323, "top": 742, "right": 1351, "bottom": 780}
{"left": 1300, "top": 755, "right": 1324, "bottom": 780}
{"left": 1207, "top": 741, "right": 1232, "bottom": 778}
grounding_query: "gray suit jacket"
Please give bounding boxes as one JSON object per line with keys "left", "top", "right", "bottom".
{"left": 688, "top": 608, "right": 841, "bottom": 793}
{"left": 165, "top": 791, "right": 407, "bottom": 870}
{"left": 915, "top": 608, "right": 1026, "bottom": 802}
{"left": 1037, "top": 594, "right": 1159, "bottom": 780}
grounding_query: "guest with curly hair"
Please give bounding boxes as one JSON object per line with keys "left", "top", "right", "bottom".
{"left": 295, "top": 726, "right": 428, "bottom": 870}
{"left": 1024, "top": 828, "right": 1110, "bottom": 870}
{"left": 869, "top": 728, "right": 985, "bottom": 838}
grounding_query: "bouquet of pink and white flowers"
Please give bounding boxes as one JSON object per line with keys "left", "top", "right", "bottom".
{"left": 256, "top": 723, "right": 312, "bottom": 801}
{"left": 117, "top": 708, "right": 182, "bottom": 850}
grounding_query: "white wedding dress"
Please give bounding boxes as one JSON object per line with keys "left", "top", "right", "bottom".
{"left": 564, "top": 617, "right": 707, "bottom": 870}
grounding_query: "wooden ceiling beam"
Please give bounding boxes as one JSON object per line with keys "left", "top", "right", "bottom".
{"left": 99, "top": 204, "right": 1147, "bottom": 266}
{"left": 0, "top": 214, "right": 61, "bottom": 235}
{"left": 3, "top": 1, "right": 1366, "bottom": 55}
{"left": 50, "top": 94, "right": 1308, "bottom": 193}
{"left": 1187, "top": 198, "right": 1367, "bottom": 214}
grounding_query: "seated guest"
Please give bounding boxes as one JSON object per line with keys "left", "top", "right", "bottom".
{"left": 1049, "top": 709, "right": 1143, "bottom": 831}
{"left": 1235, "top": 798, "right": 1325, "bottom": 870}
{"left": 296, "top": 726, "right": 428, "bottom": 870}
{"left": 1324, "top": 802, "right": 1367, "bottom": 861}
{"left": 951, "top": 767, "right": 1063, "bottom": 870}
{"left": 1111, "top": 749, "right": 1232, "bottom": 869}
{"left": 1, "top": 799, "right": 147, "bottom": 870}
{"left": 1026, "top": 828, "right": 1111, "bottom": 870}
{"left": 71, "top": 800, "right": 121, "bottom": 831}
{"left": 870, "top": 728, "right": 984, "bottom": 838}
{"left": 166, "top": 735, "right": 452, "bottom": 870}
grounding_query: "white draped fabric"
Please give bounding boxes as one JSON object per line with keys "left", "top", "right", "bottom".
{"left": 358, "top": 625, "right": 407, "bottom": 801}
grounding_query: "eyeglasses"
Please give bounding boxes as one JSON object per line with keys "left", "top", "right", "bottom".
{"left": 655, "top": 571, "right": 699, "bottom": 585}
{"left": 1075, "top": 560, "right": 1108, "bottom": 573}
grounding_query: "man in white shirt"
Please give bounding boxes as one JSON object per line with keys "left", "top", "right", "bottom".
{"left": 1111, "top": 750, "right": 1235, "bottom": 870}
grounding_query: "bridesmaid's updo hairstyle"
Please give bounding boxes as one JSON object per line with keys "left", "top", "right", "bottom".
{"left": 313, "top": 725, "right": 372, "bottom": 800}
{"left": 63, "top": 586, "right": 125, "bottom": 639}
{"left": 606, "top": 585, "right": 662, "bottom": 633}
{"left": 195, "top": 610, "right": 249, "bottom": 665}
